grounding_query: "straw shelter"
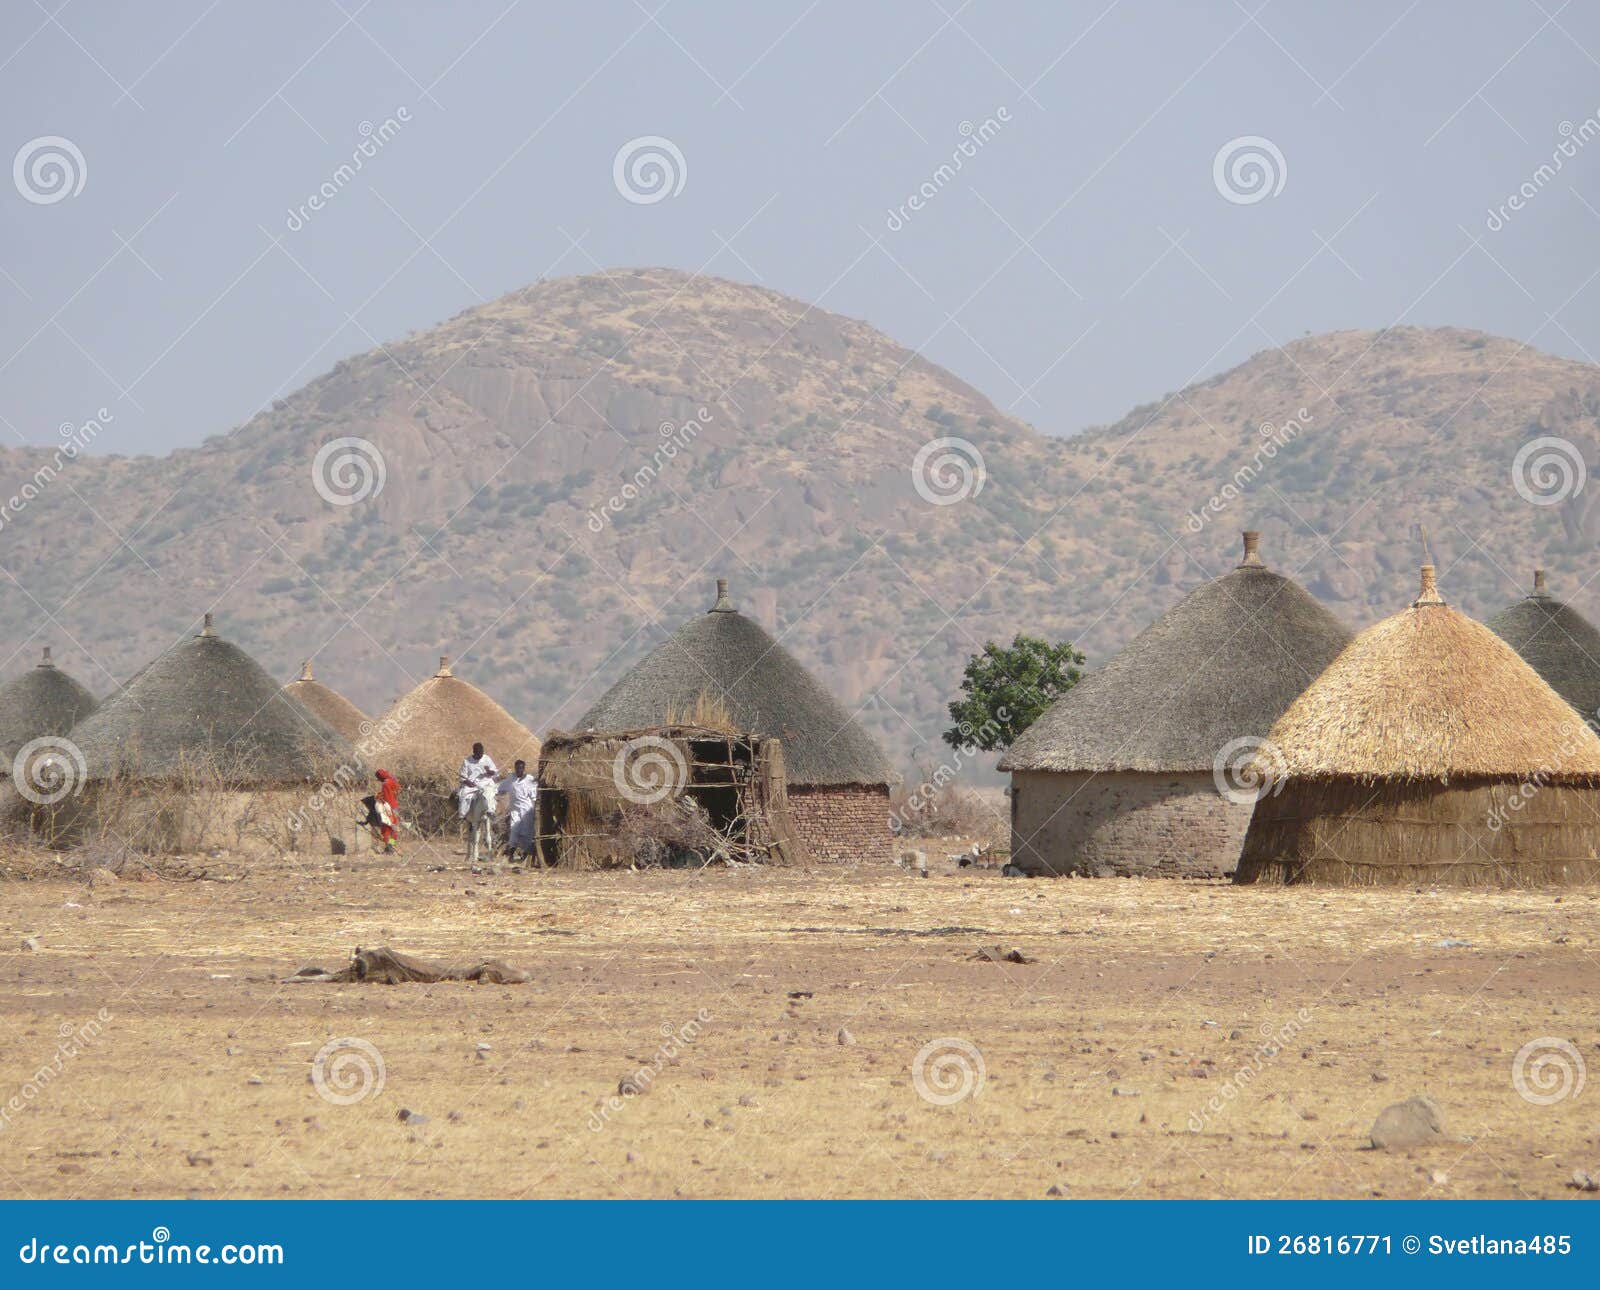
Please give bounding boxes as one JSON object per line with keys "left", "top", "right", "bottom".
{"left": 999, "top": 532, "right": 1351, "bottom": 877}
{"left": 1235, "top": 566, "right": 1600, "bottom": 887}
{"left": 535, "top": 724, "right": 801, "bottom": 868}
{"left": 0, "top": 646, "right": 98, "bottom": 763}
{"left": 1486, "top": 569, "right": 1600, "bottom": 726}
{"left": 39, "top": 614, "right": 361, "bottom": 853}
{"left": 577, "top": 579, "right": 894, "bottom": 864}
{"left": 364, "top": 654, "right": 541, "bottom": 835}
{"left": 282, "top": 660, "right": 369, "bottom": 744}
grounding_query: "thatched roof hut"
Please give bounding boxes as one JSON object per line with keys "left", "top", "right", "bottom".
{"left": 365, "top": 653, "right": 540, "bottom": 786}
{"left": 1486, "top": 569, "right": 1600, "bottom": 725}
{"left": 70, "top": 614, "right": 355, "bottom": 784}
{"left": 999, "top": 532, "right": 1351, "bottom": 877}
{"left": 0, "top": 647, "right": 97, "bottom": 761}
{"left": 282, "top": 660, "right": 369, "bottom": 744}
{"left": 577, "top": 579, "right": 894, "bottom": 863}
{"left": 1236, "top": 565, "right": 1600, "bottom": 887}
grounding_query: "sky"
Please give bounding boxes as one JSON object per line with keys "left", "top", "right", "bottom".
{"left": 4, "top": 0, "right": 1600, "bottom": 457}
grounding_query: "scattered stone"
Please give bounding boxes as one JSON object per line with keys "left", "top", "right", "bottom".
{"left": 226, "top": 1046, "right": 242, "bottom": 1057}
{"left": 397, "top": 1108, "right": 429, "bottom": 1125}
{"left": 787, "top": 991, "right": 813, "bottom": 1000}
{"left": 1429, "top": 1169, "right": 1449, "bottom": 1185}
{"left": 20, "top": 937, "right": 38, "bottom": 952}
{"left": 970, "top": 945, "right": 1032, "bottom": 964}
{"left": 1570, "top": 1170, "right": 1599, "bottom": 1193}
{"left": 245, "top": 1075, "right": 264, "bottom": 1086}
{"left": 88, "top": 868, "right": 118, "bottom": 887}
{"left": 1368, "top": 1096, "right": 1445, "bottom": 1150}
{"left": 1001, "top": 864, "right": 1026, "bottom": 877}
{"left": 1371, "top": 1072, "right": 1389, "bottom": 1082}
{"left": 836, "top": 1027, "right": 855, "bottom": 1046}
{"left": 1112, "top": 1086, "right": 1140, "bottom": 1097}
{"left": 186, "top": 1152, "right": 213, "bottom": 1167}
{"left": 1434, "top": 939, "right": 1472, "bottom": 949}
{"left": 626, "top": 1151, "right": 639, "bottom": 1164}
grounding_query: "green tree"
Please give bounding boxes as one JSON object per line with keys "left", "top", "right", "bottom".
{"left": 942, "top": 634, "right": 1085, "bottom": 752}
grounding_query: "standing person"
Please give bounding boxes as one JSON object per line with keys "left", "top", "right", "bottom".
{"left": 374, "top": 768, "right": 401, "bottom": 854}
{"left": 458, "top": 742, "right": 499, "bottom": 862}
{"left": 497, "top": 759, "right": 539, "bottom": 865}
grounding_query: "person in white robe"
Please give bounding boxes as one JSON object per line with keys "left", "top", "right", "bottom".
{"left": 497, "top": 759, "right": 539, "bottom": 862}
{"left": 457, "top": 742, "right": 500, "bottom": 819}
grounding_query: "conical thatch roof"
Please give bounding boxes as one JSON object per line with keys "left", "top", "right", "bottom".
{"left": 1000, "top": 533, "right": 1351, "bottom": 773}
{"left": 1263, "top": 566, "right": 1600, "bottom": 782}
{"left": 0, "top": 647, "right": 98, "bottom": 759}
{"left": 365, "top": 655, "right": 541, "bottom": 783}
{"left": 70, "top": 614, "right": 355, "bottom": 783}
{"left": 576, "top": 579, "right": 891, "bottom": 787}
{"left": 1486, "top": 569, "right": 1600, "bottom": 725}
{"left": 282, "top": 660, "right": 369, "bottom": 744}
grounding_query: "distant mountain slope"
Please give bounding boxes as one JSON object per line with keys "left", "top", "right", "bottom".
{"left": 1, "top": 270, "right": 1595, "bottom": 773}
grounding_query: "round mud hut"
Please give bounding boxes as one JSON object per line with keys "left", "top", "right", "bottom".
{"left": 1486, "top": 569, "right": 1600, "bottom": 726}
{"left": 282, "top": 660, "right": 369, "bottom": 744}
{"left": 54, "top": 614, "right": 360, "bottom": 853}
{"left": 364, "top": 654, "right": 541, "bottom": 835}
{"left": 998, "top": 532, "right": 1351, "bottom": 878}
{"left": 575, "top": 579, "right": 895, "bottom": 864}
{"left": 1235, "top": 565, "right": 1600, "bottom": 887}
{"left": 0, "top": 646, "right": 98, "bottom": 764}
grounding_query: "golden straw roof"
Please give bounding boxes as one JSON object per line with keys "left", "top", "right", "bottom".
{"left": 1264, "top": 565, "right": 1600, "bottom": 782}
{"left": 281, "top": 660, "right": 369, "bottom": 744}
{"left": 365, "top": 654, "right": 540, "bottom": 783}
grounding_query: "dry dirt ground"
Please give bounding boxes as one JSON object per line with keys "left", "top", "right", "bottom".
{"left": 2, "top": 849, "right": 1597, "bottom": 1200}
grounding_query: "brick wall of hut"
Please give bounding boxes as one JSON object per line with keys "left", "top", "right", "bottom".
{"left": 1009, "top": 770, "right": 1252, "bottom": 878}
{"left": 788, "top": 784, "right": 895, "bottom": 864}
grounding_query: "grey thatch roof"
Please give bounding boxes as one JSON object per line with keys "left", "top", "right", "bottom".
{"left": 71, "top": 615, "right": 356, "bottom": 783}
{"left": 282, "top": 660, "right": 369, "bottom": 744}
{"left": 1485, "top": 570, "right": 1600, "bottom": 724}
{"left": 1000, "top": 533, "right": 1352, "bottom": 773}
{"left": 0, "top": 647, "right": 98, "bottom": 760}
{"left": 576, "top": 579, "right": 892, "bottom": 787}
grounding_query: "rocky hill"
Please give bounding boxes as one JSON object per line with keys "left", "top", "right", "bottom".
{"left": 2, "top": 268, "right": 1596, "bottom": 773}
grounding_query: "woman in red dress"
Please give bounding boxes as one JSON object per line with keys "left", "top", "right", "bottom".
{"left": 374, "top": 769, "right": 401, "bottom": 853}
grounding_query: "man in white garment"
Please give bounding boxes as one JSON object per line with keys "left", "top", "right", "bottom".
{"left": 497, "top": 758, "right": 539, "bottom": 865}
{"left": 457, "top": 742, "right": 500, "bottom": 863}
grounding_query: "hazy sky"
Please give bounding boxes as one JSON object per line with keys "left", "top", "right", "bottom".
{"left": 5, "top": 1, "right": 1600, "bottom": 457}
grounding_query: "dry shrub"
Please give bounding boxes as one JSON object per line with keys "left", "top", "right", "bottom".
{"left": 662, "top": 692, "right": 736, "bottom": 733}
{"left": 890, "top": 763, "right": 1008, "bottom": 849}
{"left": 610, "top": 797, "right": 736, "bottom": 869}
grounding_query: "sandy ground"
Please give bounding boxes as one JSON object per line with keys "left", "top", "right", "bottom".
{"left": 2, "top": 848, "right": 1597, "bottom": 1200}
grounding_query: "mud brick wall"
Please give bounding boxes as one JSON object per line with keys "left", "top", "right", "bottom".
{"left": 1009, "top": 770, "right": 1251, "bottom": 878}
{"left": 788, "top": 784, "right": 896, "bottom": 865}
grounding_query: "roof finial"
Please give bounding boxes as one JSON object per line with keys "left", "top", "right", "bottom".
{"left": 38, "top": 646, "right": 53, "bottom": 668}
{"left": 710, "top": 578, "right": 735, "bottom": 612}
{"left": 1533, "top": 568, "right": 1549, "bottom": 596}
{"left": 199, "top": 612, "right": 216, "bottom": 637}
{"left": 1414, "top": 564, "right": 1444, "bottom": 607}
{"left": 1238, "top": 531, "right": 1263, "bottom": 568}
{"left": 437, "top": 654, "right": 452, "bottom": 677}
{"left": 299, "top": 659, "right": 314, "bottom": 682}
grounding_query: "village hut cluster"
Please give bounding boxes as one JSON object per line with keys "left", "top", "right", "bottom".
{"left": 0, "top": 580, "right": 895, "bottom": 868}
